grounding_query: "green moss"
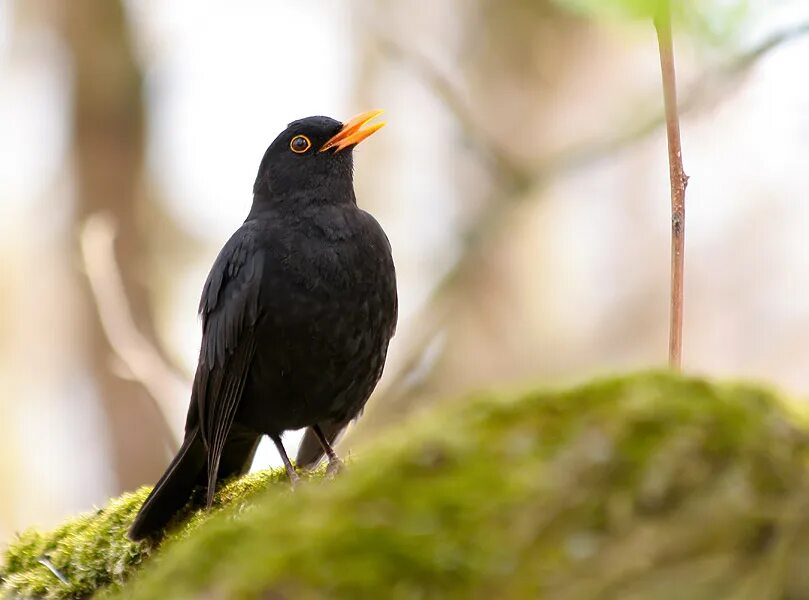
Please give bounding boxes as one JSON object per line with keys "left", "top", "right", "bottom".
{"left": 0, "top": 467, "right": 298, "bottom": 599}
{"left": 4, "top": 372, "right": 809, "bottom": 599}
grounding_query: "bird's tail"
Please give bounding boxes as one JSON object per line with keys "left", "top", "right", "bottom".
{"left": 295, "top": 420, "right": 349, "bottom": 470}
{"left": 128, "top": 426, "right": 261, "bottom": 541}
{"left": 128, "top": 427, "right": 206, "bottom": 541}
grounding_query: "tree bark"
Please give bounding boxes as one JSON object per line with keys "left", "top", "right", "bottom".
{"left": 61, "top": 0, "right": 171, "bottom": 491}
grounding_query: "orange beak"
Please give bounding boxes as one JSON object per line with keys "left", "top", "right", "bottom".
{"left": 320, "top": 109, "right": 385, "bottom": 153}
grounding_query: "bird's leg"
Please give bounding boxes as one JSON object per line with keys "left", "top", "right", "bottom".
{"left": 270, "top": 434, "right": 300, "bottom": 485}
{"left": 312, "top": 424, "right": 344, "bottom": 475}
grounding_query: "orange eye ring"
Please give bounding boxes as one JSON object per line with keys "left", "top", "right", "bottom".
{"left": 290, "top": 135, "right": 312, "bottom": 154}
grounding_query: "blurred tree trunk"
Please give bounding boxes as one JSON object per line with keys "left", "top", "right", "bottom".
{"left": 341, "top": 0, "right": 596, "bottom": 448}
{"left": 61, "top": 0, "right": 169, "bottom": 491}
{"left": 431, "top": 0, "right": 591, "bottom": 390}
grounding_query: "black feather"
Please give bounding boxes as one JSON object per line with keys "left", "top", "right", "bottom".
{"left": 130, "top": 114, "right": 397, "bottom": 539}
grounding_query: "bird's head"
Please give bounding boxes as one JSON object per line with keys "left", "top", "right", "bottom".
{"left": 252, "top": 111, "right": 385, "bottom": 205}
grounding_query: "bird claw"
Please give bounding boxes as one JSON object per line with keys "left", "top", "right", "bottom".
{"left": 326, "top": 457, "right": 344, "bottom": 477}
{"left": 286, "top": 466, "right": 301, "bottom": 488}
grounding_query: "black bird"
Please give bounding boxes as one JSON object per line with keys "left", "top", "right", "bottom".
{"left": 129, "top": 111, "right": 397, "bottom": 541}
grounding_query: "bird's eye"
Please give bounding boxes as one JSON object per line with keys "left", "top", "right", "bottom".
{"left": 290, "top": 135, "right": 311, "bottom": 154}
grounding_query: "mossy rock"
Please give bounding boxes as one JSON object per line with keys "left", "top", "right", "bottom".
{"left": 4, "top": 372, "right": 809, "bottom": 599}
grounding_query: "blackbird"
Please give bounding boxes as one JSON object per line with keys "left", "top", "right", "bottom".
{"left": 128, "top": 111, "right": 397, "bottom": 541}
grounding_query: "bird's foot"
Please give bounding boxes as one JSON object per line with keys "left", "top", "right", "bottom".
{"left": 285, "top": 464, "right": 301, "bottom": 487}
{"left": 271, "top": 434, "right": 300, "bottom": 488}
{"left": 326, "top": 457, "right": 344, "bottom": 477}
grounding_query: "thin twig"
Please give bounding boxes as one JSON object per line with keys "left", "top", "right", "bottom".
{"left": 542, "top": 21, "right": 809, "bottom": 180}
{"left": 655, "top": 4, "right": 688, "bottom": 369}
{"left": 381, "top": 21, "right": 809, "bottom": 188}
{"left": 80, "top": 214, "right": 184, "bottom": 449}
{"left": 376, "top": 37, "right": 531, "bottom": 188}
{"left": 36, "top": 557, "right": 69, "bottom": 586}
{"left": 376, "top": 20, "right": 809, "bottom": 403}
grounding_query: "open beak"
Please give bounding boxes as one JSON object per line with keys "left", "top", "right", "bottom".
{"left": 320, "top": 109, "right": 385, "bottom": 153}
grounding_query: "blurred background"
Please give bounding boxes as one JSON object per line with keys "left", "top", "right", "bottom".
{"left": 1, "top": 0, "right": 808, "bottom": 541}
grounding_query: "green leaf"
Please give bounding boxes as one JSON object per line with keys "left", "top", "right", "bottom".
{"left": 555, "top": 0, "right": 750, "bottom": 42}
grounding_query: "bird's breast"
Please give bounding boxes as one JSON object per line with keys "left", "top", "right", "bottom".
{"left": 238, "top": 209, "right": 396, "bottom": 430}
{"left": 260, "top": 219, "right": 393, "bottom": 326}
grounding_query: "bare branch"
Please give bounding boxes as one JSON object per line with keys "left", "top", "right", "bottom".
{"left": 80, "top": 214, "right": 185, "bottom": 449}
{"left": 375, "top": 20, "right": 809, "bottom": 406}
{"left": 381, "top": 21, "right": 809, "bottom": 188}
{"left": 376, "top": 37, "right": 532, "bottom": 188}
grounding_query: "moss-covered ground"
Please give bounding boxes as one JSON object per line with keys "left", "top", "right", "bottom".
{"left": 3, "top": 372, "right": 809, "bottom": 599}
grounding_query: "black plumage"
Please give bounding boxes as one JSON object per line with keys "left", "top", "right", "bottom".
{"left": 129, "top": 113, "right": 397, "bottom": 541}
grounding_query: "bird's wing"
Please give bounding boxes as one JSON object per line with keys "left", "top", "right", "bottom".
{"left": 192, "top": 224, "right": 265, "bottom": 505}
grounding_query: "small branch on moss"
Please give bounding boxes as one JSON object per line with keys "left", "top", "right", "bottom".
{"left": 80, "top": 214, "right": 184, "bottom": 449}
{"left": 37, "top": 557, "right": 69, "bottom": 585}
{"left": 654, "top": 4, "right": 688, "bottom": 370}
